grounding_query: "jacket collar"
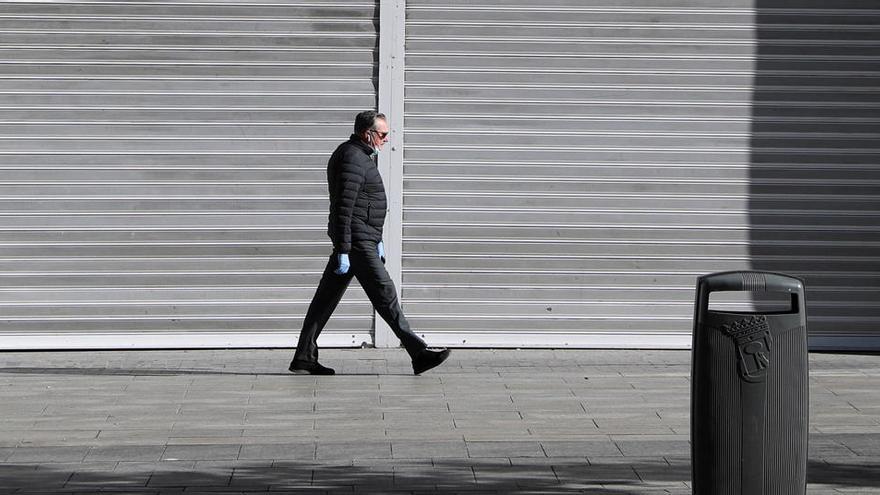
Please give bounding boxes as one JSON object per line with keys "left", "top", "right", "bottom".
{"left": 349, "top": 134, "right": 375, "bottom": 155}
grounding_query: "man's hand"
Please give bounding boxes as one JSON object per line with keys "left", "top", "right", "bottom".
{"left": 377, "top": 241, "right": 386, "bottom": 264}
{"left": 334, "top": 253, "right": 350, "bottom": 275}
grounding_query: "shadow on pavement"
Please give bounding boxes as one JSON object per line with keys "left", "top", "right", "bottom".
{"left": 1, "top": 458, "right": 878, "bottom": 493}
{"left": 808, "top": 459, "right": 880, "bottom": 487}
{"left": 0, "top": 458, "right": 687, "bottom": 494}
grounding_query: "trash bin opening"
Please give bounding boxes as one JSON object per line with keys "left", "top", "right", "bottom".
{"left": 708, "top": 309, "right": 797, "bottom": 316}
{"left": 708, "top": 291, "right": 799, "bottom": 315}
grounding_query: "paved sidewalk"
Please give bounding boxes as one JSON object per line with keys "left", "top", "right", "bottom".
{"left": 0, "top": 348, "right": 877, "bottom": 494}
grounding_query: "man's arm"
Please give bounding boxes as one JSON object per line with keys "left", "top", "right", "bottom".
{"left": 331, "top": 156, "right": 365, "bottom": 254}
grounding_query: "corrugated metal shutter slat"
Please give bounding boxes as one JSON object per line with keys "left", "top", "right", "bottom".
{"left": 401, "top": 1, "right": 880, "bottom": 348}
{"left": 0, "top": 0, "right": 380, "bottom": 349}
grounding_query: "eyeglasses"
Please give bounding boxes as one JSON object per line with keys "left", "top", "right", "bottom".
{"left": 371, "top": 130, "right": 389, "bottom": 139}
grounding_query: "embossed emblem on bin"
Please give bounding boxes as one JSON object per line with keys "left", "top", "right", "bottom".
{"left": 721, "top": 315, "right": 773, "bottom": 383}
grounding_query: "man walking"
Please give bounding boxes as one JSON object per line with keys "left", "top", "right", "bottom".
{"left": 289, "top": 111, "right": 451, "bottom": 376}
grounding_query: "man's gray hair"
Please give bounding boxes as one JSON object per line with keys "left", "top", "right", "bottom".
{"left": 354, "top": 110, "right": 386, "bottom": 134}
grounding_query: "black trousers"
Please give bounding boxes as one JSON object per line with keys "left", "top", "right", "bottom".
{"left": 292, "top": 242, "right": 427, "bottom": 365}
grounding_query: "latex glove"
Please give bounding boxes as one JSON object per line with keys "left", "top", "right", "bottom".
{"left": 334, "top": 253, "right": 350, "bottom": 275}
{"left": 377, "top": 241, "right": 386, "bottom": 263}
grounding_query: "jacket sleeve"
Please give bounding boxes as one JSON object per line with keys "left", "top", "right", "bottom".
{"left": 331, "top": 155, "right": 365, "bottom": 254}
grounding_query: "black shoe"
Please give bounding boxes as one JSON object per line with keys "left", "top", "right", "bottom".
{"left": 412, "top": 348, "right": 451, "bottom": 375}
{"left": 288, "top": 361, "right": 335, "bottom": 375}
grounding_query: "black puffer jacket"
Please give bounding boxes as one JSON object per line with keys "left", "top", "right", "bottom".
{"left": 326, "top": 135, "right": 387, "bottom": 253}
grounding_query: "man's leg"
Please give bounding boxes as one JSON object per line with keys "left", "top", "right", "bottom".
{"left": 292, "top": 253, "right": 353, "bottom": 366}
{"left": 349, "top": 246, "right": 427, "bottom": 359}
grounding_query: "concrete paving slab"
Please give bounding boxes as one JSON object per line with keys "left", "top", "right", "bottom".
{"left": 240, "top": 427, "right": 317, "bottom": 439}
{"left": 460, "top": 430, "right": 534, "bottom": 442}
{"left": 613, "top": 438, "right": 691, "bottom": 457}
{"left": 165, "top": 436, "right": 278, "bottom": 446}
{"left": 95, "top": 429, "right": 170, "bottom": 445}
{"left": 542, "top": 440, "right": 621, "bottom": 458}
{"left": 15, "top": 430, "right": 101, "bottom": 447}
{"left": 831, "top": 434, "right": 880, "bottom": 457}
{"left": 85, "top": 445, "right": 165, "bottom": 462}
{"left": 238, "top": 443, "right": 316, "bottom": 461}
{"left": 391, "top": 440, "right": 468, "bottom": 459}
{"left": 466, "top": 441, "right": 545, "bottom": 458}
{"left": 6, "top": 446, "right": 89, "bottom": 463}
{"left": 315, "top": 441, "right": 392, "bottom": 461}
{"left": 810, "top": 436, "right": 862, "bottom": 458}
{"left": 0, "top": 348, "right": 878, "bottom": 494}
{"left": 382, "top": 411, "right": 454, "bottom": 423}
{"left": 160, "top": 444, "right": 241, "bottom": 462}
{"left": 381, "top": 427, "right": 463, "bottom": 441}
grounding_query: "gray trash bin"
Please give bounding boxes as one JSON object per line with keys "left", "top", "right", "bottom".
{"left": 691, "top": 271, "right": 808, "bottom": 495}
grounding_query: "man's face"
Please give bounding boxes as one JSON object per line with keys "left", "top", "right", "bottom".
{"left": 367, "top": 119, "right": 390, "bottom": 151}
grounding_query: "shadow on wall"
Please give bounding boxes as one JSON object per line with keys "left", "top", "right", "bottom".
{"left": 749, "top": 1, "right": 880, "bottom": 349}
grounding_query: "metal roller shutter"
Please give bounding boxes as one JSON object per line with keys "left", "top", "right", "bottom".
{"left": 401, "top": 1, "right": 880, "bottom": 349}
{"left": 0, "top": 1, "right": 379, "bottom": 349}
